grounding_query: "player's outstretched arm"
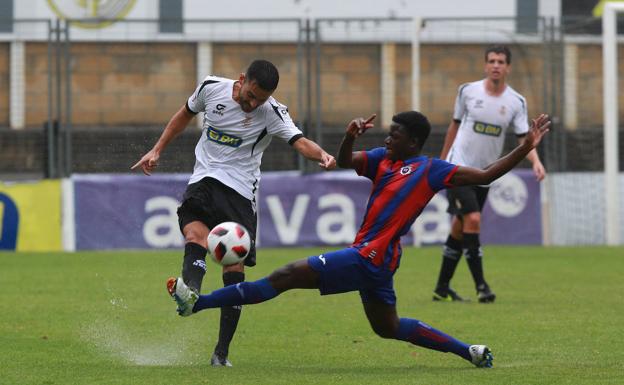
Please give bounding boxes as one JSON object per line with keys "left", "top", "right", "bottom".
{"left": 131, "top": 105, "right": 195, "bottom": 175}
{"left": 450, "top": 114, "right": 550, "bottom": 186}
{"left": 337, "top": 114, "right": 376, "bottom": 169}
{"left": 292, "top": 137, "right": 337, "bottom": 170}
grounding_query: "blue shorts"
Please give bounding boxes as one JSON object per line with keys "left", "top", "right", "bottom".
{"left": 307, "top": 248, "right": 396, "bottom": 305}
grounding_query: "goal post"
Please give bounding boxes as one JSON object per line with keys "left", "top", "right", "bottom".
{"left": 602, "top": 2, "right": 623, "bottom": 245}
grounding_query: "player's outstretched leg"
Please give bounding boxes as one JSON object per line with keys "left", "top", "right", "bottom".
{"left": 191, "top": 259, "right": 318, "bottom": 312}
{"left": 212, "top": 271, "right": 245, "bottom": 367}
{"left": 191, "top": 277, "right": 279, "bottom": 311}
{"left": 396, "top": 318, "right": 493, "bottom": 367}
{"left": 463, "top": 233, "right": 496, "bottom": 303}
{"left": 363, "top": 301, "right": 493, "bottom": 367}
{"left": 397, "top": 318, "right": 493, "bottom": 367}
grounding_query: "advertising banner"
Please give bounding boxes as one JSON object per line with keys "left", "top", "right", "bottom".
{"left": 73, "top": 174, "right": 188, "bottom": 250}
{"left": 257, "top": 169, "right": 542, "bottom": 247}
{"left": 73, "top": 170, "right": 541, "bottom": 250}
{"left": 0, "top": 179, "right": 62, "bottom": 251}
{"left": 481, "top": 170, "right": 542, "bottom": 245}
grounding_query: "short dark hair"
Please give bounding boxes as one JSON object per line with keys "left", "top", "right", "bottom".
{"left": 392, "top": 111, "right": 431, "bottom": 148}
{"left": 485, "top": 45, "right": 512, "bottom": 64}
{"left": 245, "top": 59, "right": 280, "bottom": 91}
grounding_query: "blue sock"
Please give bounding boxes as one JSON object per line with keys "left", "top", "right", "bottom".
{"left": 396, "top": 318, "right": 471, "bottom": 361}
{"left": 193, "top": 277, "right": 279, "bottom": 312}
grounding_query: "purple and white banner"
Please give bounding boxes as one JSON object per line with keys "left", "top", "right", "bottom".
{"left": 73, "top": 174, "right": 189, "bottom": 250}
{"left": 256, "top": 169, "right": 541, "bottom": 247}
{"left": 72, "top": 169, "right": 541, "bottom": 250}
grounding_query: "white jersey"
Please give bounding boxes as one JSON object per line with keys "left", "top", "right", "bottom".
{"left": 447, "top": 79, "right": 528, "bottom": 169}
{"left": 186, "top": 75, "right": 303, "bottom": 201}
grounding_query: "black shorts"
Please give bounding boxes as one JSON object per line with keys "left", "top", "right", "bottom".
{"left": 446, "top": 185, "right": 490, "bottom": 216}
{"left": 177, "top": 177, "right": 257, "bottom": 267}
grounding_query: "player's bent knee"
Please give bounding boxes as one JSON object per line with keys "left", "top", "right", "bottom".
{"left": 368, "top": 318, "right": 400, "bottom": 339}
{"left": 462, "top": 212, "right": 481, "bottom": 229}
{"left": 370, "top": 324, "right": 396, "bottom": 339}
{"left": 184, "top": 234, "right": 207, "bottom": 247}
{"left": 183, "top": 224, "right": 209, "bottom": 246}
{"left": 268, "top": 260, "right": 318, "bottom": 291}
{"left": 267, "top": 263, "right": 298, "bottom": 290}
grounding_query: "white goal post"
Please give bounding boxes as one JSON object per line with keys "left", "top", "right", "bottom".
{"left": 602, "top": 2, "right": 623, "bottom": 245}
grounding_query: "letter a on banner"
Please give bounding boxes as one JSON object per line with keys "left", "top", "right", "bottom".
{"left": 0, "top": 193, "right": 19, "bottom": 250}
{"left": 265, "top": 194, "right": 310, "bottom": 244}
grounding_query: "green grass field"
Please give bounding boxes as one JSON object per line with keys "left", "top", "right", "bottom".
{"left": 2, "top": 246, "right": 623, "bottom": 385}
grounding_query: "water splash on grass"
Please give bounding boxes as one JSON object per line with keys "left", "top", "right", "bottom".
{"left": 80, "top": 278, "right": 203, "bottom": 366}
{"left": 81, "top": 318, "right": 202, "bottom": 366}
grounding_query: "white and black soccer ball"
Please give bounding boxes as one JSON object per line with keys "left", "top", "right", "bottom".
{"left": 207, "top": 221, "right": 251, "bottom": 266}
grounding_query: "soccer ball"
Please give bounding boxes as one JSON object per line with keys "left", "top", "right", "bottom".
{"left": 207, "top": 221, "right": 251, "bottom": 266}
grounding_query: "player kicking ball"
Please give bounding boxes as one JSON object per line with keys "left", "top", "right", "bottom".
{"left": 167, "top": 111, "right": 551, "bottom": 368}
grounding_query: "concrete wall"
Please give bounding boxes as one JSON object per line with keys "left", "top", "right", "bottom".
{"left": 24, "top": 43, "right": 49, "bottom": 127}
{"left": 24, "top": 42, "right": 196, "bottom": 127}
{"left": 0, "top": 43, "right": 9, "bottom": 125}
{"left": 3, "top": 41, "right": 622, "bottom": 129}
{"left": 212, "top": 43, "right": 301, "bottom": 119}
{"left": 576, "top": 44, "right": 624, "bottom": 128}
{"left": 318, "top": 44, "right": 381, "bottom": 126}
{"left": 397, "top": 43, "right": 548, "bottom": 125}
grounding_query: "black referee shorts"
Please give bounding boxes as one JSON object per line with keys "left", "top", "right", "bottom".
{"left": 446, "top": 185, "right": 490, "bottom": 216}
{"left": 177, "top": 177, "right": 257, "bottom": 267}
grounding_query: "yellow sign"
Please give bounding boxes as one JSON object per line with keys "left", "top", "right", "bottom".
{"left": 0, "top": 180, "right": 63, "bottom": 251}
{"left": 47, "top": 0, "right": 137, "bottom": 29}
{"left": 593, "top": 0, "right": 624, "bottom": 17}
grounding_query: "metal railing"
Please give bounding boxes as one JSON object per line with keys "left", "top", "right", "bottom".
{"left": 0, "top": 16, "right": 622, "bottom": 177}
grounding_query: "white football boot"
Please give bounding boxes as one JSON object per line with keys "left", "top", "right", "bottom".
{"left": 469, "top": 345, "right": 494, "bottom": 368}
{"left": 166, "top": 277, "right": 198, "bottom": 317}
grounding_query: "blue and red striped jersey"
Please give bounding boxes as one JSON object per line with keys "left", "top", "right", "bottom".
{"left": 352, "top": 147, "right": 458, "bottom": 271}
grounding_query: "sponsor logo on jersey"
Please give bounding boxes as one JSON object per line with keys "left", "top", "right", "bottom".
{"left": 212, "top": 104, "right": 227, "bottom": 116}
{"left": 207, "top": 126, "right": 243, "bottom": 147}
{"left": 474, "top": 99, "right": 484, "bottom": 109}
{"left": 473, "top": 121, "right": 502, "bottom": 137}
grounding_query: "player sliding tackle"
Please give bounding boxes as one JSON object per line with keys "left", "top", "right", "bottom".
{"left": 168, "top": 111, "right": 551, "bottom": 368}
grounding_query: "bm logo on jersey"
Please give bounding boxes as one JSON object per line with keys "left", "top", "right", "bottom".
{"left": 207, "top": 126, "right": 243, "bottom": 147}
{"left": 473, "top": 121, "right": 502, "bottom": 137}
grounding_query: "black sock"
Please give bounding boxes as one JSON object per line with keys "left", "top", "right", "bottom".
{"left": 463, "top": 233, "right": 487, "bottom": 290}
{"left": 435, "top": 235, "right": 463, "bottom": 291}
{"left": 214, "top": 271, "right": 245, "bottom": 358}
{"left": 181, "top": 242, "right": 207, "bottom": 293}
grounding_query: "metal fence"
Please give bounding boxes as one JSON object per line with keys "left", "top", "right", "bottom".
{"left": 0, "top": 16, "right": 622, "bottom": 177}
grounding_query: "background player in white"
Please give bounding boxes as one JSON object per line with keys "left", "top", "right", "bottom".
{"left": 132, "top": 59, "right": 336, "bottom": 366}
{"left": 432, "top": 45, "right": 546, "bottom": 303}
